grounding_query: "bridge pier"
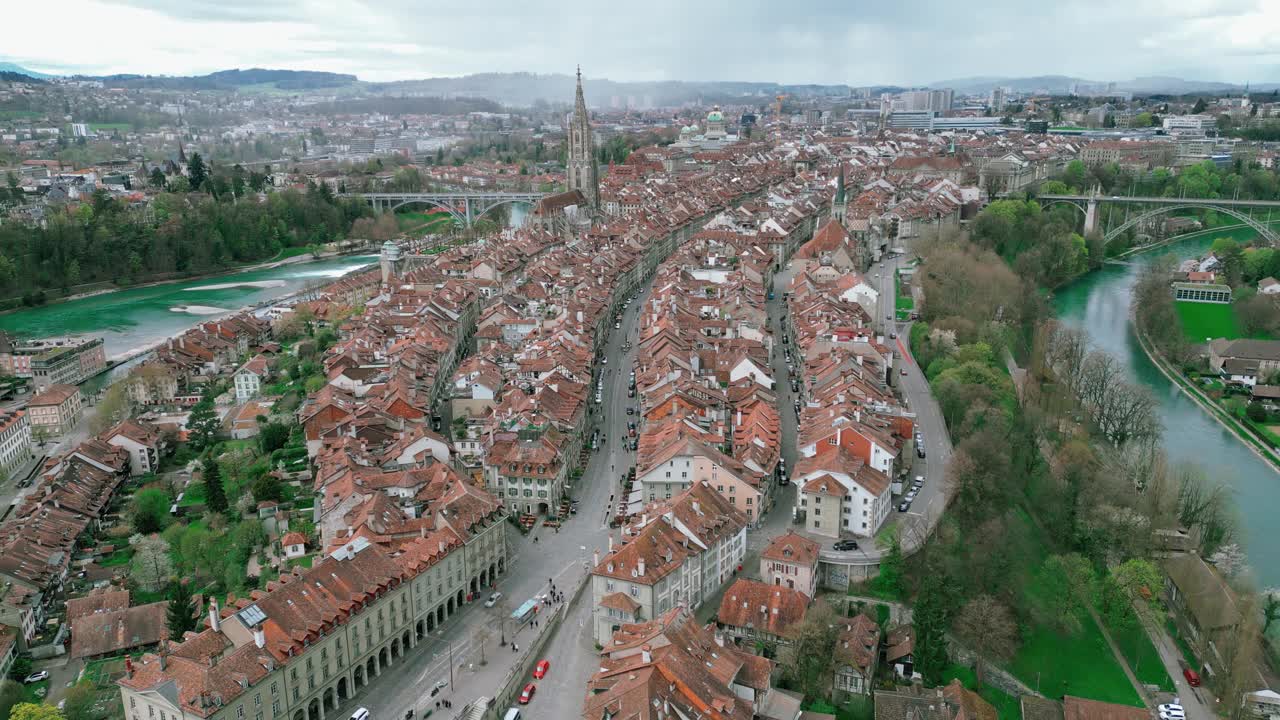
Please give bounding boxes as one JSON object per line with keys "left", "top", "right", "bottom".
{"left": 1084, "top": 197, "right": 1098, "bottom": 235}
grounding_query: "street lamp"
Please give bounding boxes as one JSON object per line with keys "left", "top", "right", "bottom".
{"left": 437, "top": 630, "right": 454, "bottom": 687}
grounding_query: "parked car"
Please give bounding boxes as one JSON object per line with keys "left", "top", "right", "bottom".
{"left": 900, "top": 368, "right": 908, "bottom": 376}
{"left": 898, "top": 501, "right": 911, "bottom": 512}
{"left": 24, "top": 671, "right": 48, "bottom": 684}
{"left": 519, "top": 683, "right": 537, "bottom": 704}
{"left": 1157, "top": 705, "right": 1183, "bottom": 715}
{"left": 533, "top": 659, "right": 551, "bottom": 679}
{"left": 627, "top": 407, "right": 635, "bottom": 415}
{"left": 1182, "top": 667, "right": 1201, "bottom": 687}
{"left": 917, "top": 447, "right": 926, "bottom": 459}
{"left": 484, "top": 592, "right": 502, "bottom": 608}
{"left": 833, "top": 539, "right": 859, "bottom": 551}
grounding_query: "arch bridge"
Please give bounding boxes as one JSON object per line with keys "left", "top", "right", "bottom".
{"left": 1023, "top": 192, "right": 1280, "bottom": 246}
{"left": 350, "top": 192, "right": 544, "bottom": 228}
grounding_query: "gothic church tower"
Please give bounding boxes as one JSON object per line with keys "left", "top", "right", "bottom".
{"left": 567, "top": 66, "right": 599, "bottom": 211}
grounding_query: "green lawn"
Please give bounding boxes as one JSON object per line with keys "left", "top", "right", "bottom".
{"left": 1175, "top": 301, "right": 1241, "bottom": 342}
{"left": 396, "top": 211, "right": 457, "bottom": 232}
{"left": 1103, "top": 611, "right": 1175, "bottom": 692}
{"left": 942, "top": 665, "right": 1022, "bottom": 720}
{"left": 89, "top": 122, "right": 131, "bottom": 132}
{"left": 286, "top": 555, "right": 315, "bottom": 570}
{"left": 273, "top": 246, "right": 318, "bottom": 261}
{"left": 99, "top": 548, "right": 133, "bottom": 567}
{"left": 895, "top": 271, "right": 915, "bottom": 321}
{"left": 1010, "top": 609, "right": 1143, "bottom": 705}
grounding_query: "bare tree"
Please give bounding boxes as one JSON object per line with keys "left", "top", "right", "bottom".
{"left": 953, "top": 595, "right": 1019, "bottom": 688}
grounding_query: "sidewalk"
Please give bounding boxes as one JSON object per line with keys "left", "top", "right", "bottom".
{"left": 1142, "top": 613, "right": 1217, "bottom": 720}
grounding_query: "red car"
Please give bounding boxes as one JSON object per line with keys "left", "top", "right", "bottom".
{"left": 533, "top": 659, "right": 551, "bottom": 679}
{"left": 519, "top": 683, "right": 536, "bottom": 704}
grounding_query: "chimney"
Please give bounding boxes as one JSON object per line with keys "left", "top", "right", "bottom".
{"left": 439, "top": 540, "right": 446, "bottom": 554}
{"left": 209, "top": 597, "right": 221, "bottom": 633}
{"left": 593, "top": 550, "right": 600, "bottom": 567}
{"left": 641, "top": 644, "right": 652, "bottom": 663}
{"left": 736, "top": 408, "right": 742, "bottom": 425}
{"left": 608, "top": 536, "right": 614, "bottom": 552}
{"left": 692, "top": 501, "right": 700, "bottom": 515}
{"left": 254, "top": 627, "right": 266, "bottom": 649}
{"left": 638, "top": 558, "right": 646, "bottom": 577}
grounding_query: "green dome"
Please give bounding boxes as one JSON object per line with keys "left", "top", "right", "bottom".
{"left": 706, "top": 109, "right": 724, "bottom": 123}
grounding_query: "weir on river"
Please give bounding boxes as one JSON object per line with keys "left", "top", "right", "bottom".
{"left": 1053, "top": 225, "right": 1280, "bottom": 587}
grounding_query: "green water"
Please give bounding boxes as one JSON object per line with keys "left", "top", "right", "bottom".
{"left": 0, "top": 255, "right": 377, "bottom": 360}
{"left": 1053, "top": 227, "right": 1279, "bottom": 585}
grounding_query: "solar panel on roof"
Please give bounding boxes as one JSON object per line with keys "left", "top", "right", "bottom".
{"left": 238, "top": 604, "right": 267, "bottom": 626}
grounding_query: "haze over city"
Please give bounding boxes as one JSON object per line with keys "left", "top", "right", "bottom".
{"left": 3, "top": 0, "right": 1280, "bottom": 83}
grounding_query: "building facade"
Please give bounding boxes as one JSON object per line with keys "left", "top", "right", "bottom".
{"left": 0, "top": 410, "right": 31, "bottom": 481}
{"left": 28, "top": 384, "right": 83, "bottom": 437}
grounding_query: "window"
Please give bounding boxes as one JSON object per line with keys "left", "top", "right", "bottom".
{"left": 630, "top": 585, "right": 639, "bottom": 597}
{"left": 813, "top": 508, "right": 820, "bottom": 516}
{"left": 746, "top": 497, "right": 752, "bottom": 505}
{"left": 238, "top": 707, "right": 246, "bottom": 718}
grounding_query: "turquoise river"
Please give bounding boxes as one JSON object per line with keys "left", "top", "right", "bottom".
{"left": 0, "top": 254, "right": 377, "bottom": 388}
{"left": 1053, "top": 226, "right": 1280, "bottom": 587}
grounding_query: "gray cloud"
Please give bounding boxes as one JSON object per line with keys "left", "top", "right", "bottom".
{"left": 14, "top": 0, "right": 1280, "bottom": 84}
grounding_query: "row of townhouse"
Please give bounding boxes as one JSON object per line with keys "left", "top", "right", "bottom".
{"left": 432, "top": 146, "right": 795, "bottom": 520}
{"left": 626, "top": 170, "right": 833, "bottom": 528}
{"left": 783, "top": 218, "right": 917, "bottom": 540}
{"left": 118, "top": 533, "right": 494, "bottom": 720}
{"left": 0, "top": 418, "right": 165, "bottom": 650}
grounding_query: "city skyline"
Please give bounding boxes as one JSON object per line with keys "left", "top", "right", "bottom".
{"left": 5, "top": 0, "right": 1280, "bottom": 86}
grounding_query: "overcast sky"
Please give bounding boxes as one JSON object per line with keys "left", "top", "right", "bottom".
{"left": 5, "top": 0, "right": 1280, "bottom": 85}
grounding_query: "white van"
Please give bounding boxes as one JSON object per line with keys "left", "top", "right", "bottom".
{"left": 503, "top": 709, "right": 522, "bottom": 720}
{"left": 350, "top": 709, "right": 370, "bottom": 720}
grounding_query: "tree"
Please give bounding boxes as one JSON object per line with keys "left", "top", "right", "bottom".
{"left": 90, "top": 382, "right": 131, "bottom": 434}
{"left": 130, "top": 533, "right": 174, "bottom": 592}
{"left": 131, "top": 488, "right": 171, "bottom": 534}
{"left": 258, "top": 422, "right": 290, "bottom": 454}
{"left": 953, "top": 595, "right": 1020, "bottom": 688}
{"left": 167, "top": 580, "right": 197, "bottom": 638}
{"left": 187, "top": 152, "right": 208, "bottom": 191}
{"left": 871, "top": 533, "right": 905, "bottom": 599}
{"left": 1237, "top": 294, "right": 1280, "bottom": 337}
{"left": 1033, "top": 553, "right": 1096, "bottom": 634}
{"left": 61, "top": 681, "right": 96, "bottom": 720}
{"left": 781, "top": 601, "right": 838, "bottom": 699}
{"left": 202, "top": 457, "right": 228, "bottom": 513}
{"left": 9, "top": 703, "right": 64, "bottom": 720}
{"left": 187, "top": 395, "right": 222, "bottom": 451}
{"left": 913, "top": 571, "right": 954, "bottom": 685}
{"left": 250, "top": 474, "right": 282, "bottom": 503}
{"left": 1247, "top": 401, "right": 1268, "bottom": 423}
{"left": 7, "top": 657, "right": 31, "bottom": 682}
{"left": 0, "top": 681, "right": 26, "bottom": 720}
{"left": 1263, "top": 588, "right": 1280, "bottom": 635}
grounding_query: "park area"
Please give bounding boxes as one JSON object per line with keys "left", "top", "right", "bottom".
{"left": 895, "top": 270, "right": 914, "bottom": 321}
{"left": 1176, "top": 300, "right": 1243, "bottom": 342}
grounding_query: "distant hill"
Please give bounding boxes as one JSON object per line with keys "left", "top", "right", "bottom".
{"left": 0, "top": 71, "right": 45, "bottom": 84}
{"left": 933, "top": 74, "right": 1280, "bottom": 96}
{"left": 0, "top": 62, "right": 53, "bottom": 80}
{"left": 87, "top": 68, "right": 359, "bottom": 91}
{"left": 368, "top": 72, "right": 852, "bottom": 108}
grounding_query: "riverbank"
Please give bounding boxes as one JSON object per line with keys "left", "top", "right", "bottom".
{"left": 0, "top": 243, "right": 374, "bottom": 317}
{"left": 1131, "top": 309, "right": 1280, "bottom": 474}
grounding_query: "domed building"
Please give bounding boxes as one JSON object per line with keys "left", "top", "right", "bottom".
{"left": 670, "top": 106, "right": 739, "bottom": 151}
{"left": 705, "top": 105, "right": 726, "bottom": 140}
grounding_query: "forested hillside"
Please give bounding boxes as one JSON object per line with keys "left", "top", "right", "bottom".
{"left": 0, "top": 185, "right": 370, "bottom": 304}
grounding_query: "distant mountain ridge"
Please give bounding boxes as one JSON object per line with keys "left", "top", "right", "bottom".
{"left": 84, "top": 68, "right": 358, "bottom": 91}
{"left": 0, "top": 62, "right": 53, "bottom": 80}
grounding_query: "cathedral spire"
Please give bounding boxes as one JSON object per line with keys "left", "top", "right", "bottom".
{"left": 567, "top": 65, "right": 599, "bottom": 211}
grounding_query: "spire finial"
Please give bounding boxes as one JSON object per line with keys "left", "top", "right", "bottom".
{"left": 577, "top": 65, "right": 581, "bottom": 83}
